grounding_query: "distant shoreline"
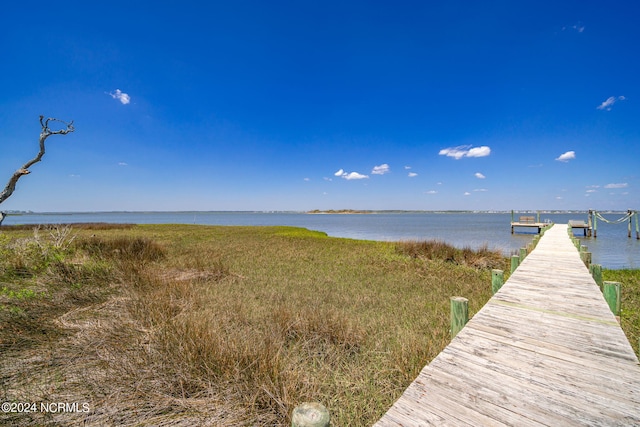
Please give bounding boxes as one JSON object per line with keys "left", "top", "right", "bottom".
{"left": 307, "top": 209, "right": 373, "bottom": 214}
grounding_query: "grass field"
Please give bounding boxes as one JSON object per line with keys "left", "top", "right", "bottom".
{"left": 0, "top": 224, "right": 637, "bottom": 426}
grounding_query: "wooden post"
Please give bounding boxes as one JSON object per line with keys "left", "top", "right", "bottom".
{"left": 603, "top": 281, "right": 621, "bottom": 317}
{"left": 510, "top": 210, "right": 514, "bottom": 234}
{"left": 629, "top": 209, "right": 633, "bottom": 238}
{"left": 520, "top": 247, "right": 527, "bottom": 261}
{"left": 635, "top": 210, "right": 639, "bottom": 240}
{"left": 450, "top": 296, "right": 468, "bottom": 339}
{"left": 590, "top": 264, "right": 603, "bottom": 290}
{"left": 491, "top": 269, "right": 504, "bottom": 294}
{"left": 291, "top": 402, "right": 330, "bottom": 427}
{"left": 593, "top": 210, "right": 597, "bottom": 238}
{"left": 536, "top": 211, "right": 540, "bottom": 223}
{"left": 579, "top": 245, "right": 590, "bottom": 267}
{"left": 510, "top": 254, "right": 519, "bottom": 273}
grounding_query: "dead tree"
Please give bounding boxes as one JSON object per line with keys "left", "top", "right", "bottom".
{"left": 0, "top": 116, "right": 74, "bottom": 225}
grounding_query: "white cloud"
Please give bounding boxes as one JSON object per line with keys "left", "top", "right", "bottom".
{"left": 439, "top": 145, "right": 491, "bottom": 159}
{"left": 343, "top": 171, "right": 369, "bottom": 180}
{"left": 597, "top": 96, "right": 625, "bottom": 111}
{"left": 474, "top": 172, "right": 485, "bottom": 179}
{"left": 467, "top": 146, "right": 491, "bottom": 158}
{"left": 463, "top": 192, "right": 471, "bottom": 196}
{"left": 586, "top": 189, "right": 597, "bottom": 193}
{"left": 109, "top": 89, "right": 131, "bottom": 105}
{"left": 425, "top": 190, "right": 438, "bottom": 194}
{"left": 474, "top": 188, "right": 488, "bottom": 192}
{"left": 604, "top": 183, "right": 628, "bottom": 189}
{"left": 371, "top": 164, "right": 390, "bottom": 175}
{"left": 555, "top": 151, "right": 576, "bottom": 162}
{"left": 118, "top": 162, "right": 129, "bottom": 166}
{"left": 408, "top": 172, "right": 418, "bottom": 178}
{"left": 404, "top": 166, "right": 412, "bottom": 170}
{"left": 334, "top": 168, "right": 369, "bottom": 180}
{"left": 304, "top": 178, "right": 310, "bottom": 181}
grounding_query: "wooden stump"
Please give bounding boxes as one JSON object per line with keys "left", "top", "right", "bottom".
{"left": 291, "top": 402, "right": 330, "bottom": 427}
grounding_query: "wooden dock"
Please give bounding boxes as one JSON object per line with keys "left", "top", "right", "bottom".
{"left": 510, "top": 215, "right": 549, "bottom": 234}
{"left": 374, "top": 224, "right": 640, "bottom": 426}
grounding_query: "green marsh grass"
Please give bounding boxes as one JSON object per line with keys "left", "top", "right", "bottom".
{"left": 0, "top": 224, "right": 531, "bottom": 425}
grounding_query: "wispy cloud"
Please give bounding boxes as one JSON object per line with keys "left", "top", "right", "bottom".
{"left": 425, "top": 190, "right": 438, "bottom": 194}
{"left": 474, "top": 188, "right": 488, "bottom": 192}
{"left": 563, "top": 23, "right": 585, "bottom": 33}
{"left": 604, "top": 183, "right": 628, "bottom": 189}
{"left": 597, "top": 96, "right": 625, "bottom": 111}
{"left": 371, "top": 164, "right": 390, "bottom": 175}
{"left": 463, "top": 192, "right": 471, "bottom": 196}
{"left": 474, "top": 172, "right": 485, "bottom": 179}
{"left": 109, "top": 89, "right": 131, "bottom": 105}
{"left": 118, "top": 162, "right": 129, "bottom": 166}
{"left": 555, "top": 151, "right": 575, "bottom": 162}
{"left": 439, "top": 145, "right": 491, "bottom": 160}
{"left": 334, "top": 169, "right": 369, "bottom": 180}
{"left": 408, "top": 172, "right": 418, "bottom": 178}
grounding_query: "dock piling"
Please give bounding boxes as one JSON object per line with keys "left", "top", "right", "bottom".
{"left": 450, "top": 296, "right": 468, "bottom": 339}
{"left": 603, "top": 281, "right": 621, "bottom": 317}
{"left": 491, "top": 269, "right": 504, "bottom": 294}
{"left": 510, "top": 254, "right": 519, "bottom": 273}
{"left": 590, "top": 264, "right": 603, "bottom": 289}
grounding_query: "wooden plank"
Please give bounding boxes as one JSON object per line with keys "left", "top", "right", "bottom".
{"left": 375, "top": 224, "right": 640, "bottom": 426}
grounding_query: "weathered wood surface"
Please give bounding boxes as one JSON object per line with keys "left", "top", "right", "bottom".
{"left": 510, "top": 222, "right": 547, "bottom": 229}
{"left": 375, "top": 224, "right": 640, "bottom": 426}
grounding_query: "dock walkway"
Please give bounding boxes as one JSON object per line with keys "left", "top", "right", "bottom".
{"left": 374, "top": 224, "right": 640, "bottom": 426}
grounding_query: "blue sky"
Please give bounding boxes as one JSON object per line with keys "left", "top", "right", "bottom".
{"left": 1, "top": 1, "right": 638, "bottom": 212}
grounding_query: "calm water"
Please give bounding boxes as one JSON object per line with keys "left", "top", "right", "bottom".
{"left": 4, "top": 211, "right": 639, "bottom": 269}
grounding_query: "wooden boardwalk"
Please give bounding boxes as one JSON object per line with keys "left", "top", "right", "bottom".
{"left": 375, "top": 224, "right": 640, "bottom": 426}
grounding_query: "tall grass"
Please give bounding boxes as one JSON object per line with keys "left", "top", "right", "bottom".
{"left": 395, "top": 239, "right": 506, "bottom": 269}
{"left": 2, "top": 224, "right": 509, "bottom": 425}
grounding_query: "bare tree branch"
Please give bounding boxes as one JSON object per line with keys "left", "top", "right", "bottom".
{"left": 0, "top": 115, "right": 75, "bottom": 218}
